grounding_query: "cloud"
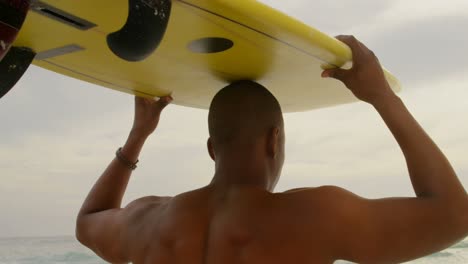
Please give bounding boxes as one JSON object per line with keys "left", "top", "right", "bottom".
{"left": 365, "top": 15, "right": 468, "bottom": 86}
{"left": 0, "top": 66, "right": 134, "bottom": 144}
{"left": 378, "top": 0, "right": 468, "bottom": 25}
{"left": 259, "top": 0, "right": 395, "bottom": 34}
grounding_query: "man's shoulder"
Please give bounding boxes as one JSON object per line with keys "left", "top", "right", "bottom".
{"left": 269, "top": 186, "right": 361, "bottom": 245}
{"left": 281, "top": 185, "right": 349, "bottom": 197}
{"left": 277, "top": 185, "right": 358, "bottom": 213}
{"left": 124, "top": 195, "right": 173, "bottom": 213}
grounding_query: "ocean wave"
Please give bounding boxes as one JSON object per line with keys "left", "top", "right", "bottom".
{"left": 18, "top": 252, "right": 98, "bottom": 264}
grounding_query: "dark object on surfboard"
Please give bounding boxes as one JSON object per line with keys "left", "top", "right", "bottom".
{"left": 107, "top": 0, "right": 172, "bottom": 62}
{"left": 0, "top": 0, "right": 34, "bottom": 99}
{"left": 0, "top": 0, "right": 31, "bottom": 61}
{"left": 0, "top": 46, "right": 36, "bottom": 98}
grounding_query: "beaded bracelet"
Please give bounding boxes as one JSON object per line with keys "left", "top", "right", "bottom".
{"left": 116, "top": 147, "right": 139, "bottom": 170}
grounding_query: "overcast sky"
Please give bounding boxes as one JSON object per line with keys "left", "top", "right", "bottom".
{"left": 1, "top": 0, "right": 468, "bottom": 238}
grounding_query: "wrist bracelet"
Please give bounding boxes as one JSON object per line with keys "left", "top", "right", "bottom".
{"left": 116, "top": 147, "right": 139, "bottom": 170}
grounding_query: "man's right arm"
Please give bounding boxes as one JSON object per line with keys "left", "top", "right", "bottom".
{"left": 318, "top": 35, "right": 468, "bottom": 263}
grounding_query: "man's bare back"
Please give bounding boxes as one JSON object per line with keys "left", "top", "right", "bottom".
{"left": 120, "top": 186, "right": 346, "bottom": 264}
{"left": 76, "top": 36, "right": 468, "bottom": 264}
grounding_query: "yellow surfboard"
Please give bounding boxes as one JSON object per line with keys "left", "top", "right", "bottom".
{"left": 12, "top": 0, "right": 401, "bottom": 112}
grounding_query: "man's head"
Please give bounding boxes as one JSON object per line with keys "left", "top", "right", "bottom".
{"left": 207, "top": 80, "right": 285, "bottom": 187}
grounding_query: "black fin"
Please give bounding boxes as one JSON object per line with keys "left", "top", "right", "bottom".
{"left": 107, "top": 0, "right": 172, "bottom": 62}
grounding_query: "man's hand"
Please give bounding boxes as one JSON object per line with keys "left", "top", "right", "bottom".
{"left": 131, "top": 95, "right": 173, "bottom": 139}
{"left": 322, "top": 35, "right": 396, "bottom": 105}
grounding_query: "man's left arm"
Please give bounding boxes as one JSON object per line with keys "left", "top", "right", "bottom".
{"left": 75, "top": 96, "right": 172, "bottom": 263}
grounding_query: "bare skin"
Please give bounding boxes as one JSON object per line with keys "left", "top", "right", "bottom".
{"left": 76, "top": 35, "right": 468, "bottom": 264}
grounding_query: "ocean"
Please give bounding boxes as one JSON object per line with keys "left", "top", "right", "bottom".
{"left": 0, "top": 236, "right": 467, "bottom": 264}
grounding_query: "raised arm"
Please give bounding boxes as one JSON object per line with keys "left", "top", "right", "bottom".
{"left": 320, "top": 35, "right": 468, "bottom": 263}
{"left": 75, "top": 96, "right": 172, "bottom": 263}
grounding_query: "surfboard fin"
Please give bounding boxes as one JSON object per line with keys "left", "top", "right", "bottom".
{"left": 107, "top": 0, "right": 172, "bottom": 62}
{"left": 0, "top": 47, "right": 36, "bottom": 99}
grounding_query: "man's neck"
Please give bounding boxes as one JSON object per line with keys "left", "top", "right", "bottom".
{"left": 209, "top": 154, "right": 273, "bottom": 192}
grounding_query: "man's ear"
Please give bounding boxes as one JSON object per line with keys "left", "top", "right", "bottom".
{"left": 267, "top": 127, "right": 280, "bottom": 159}
{"left": 207, "top": 138, "right": 216, "bottom": 161}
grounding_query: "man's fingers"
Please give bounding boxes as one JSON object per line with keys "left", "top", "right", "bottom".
{"left": 336, "top": 35, "right": 361, "bottom": 50}
{"left": 154, "top": 96, "right": 173, "bottom": 111}
{"left": 336, "top": 35, "right": 365, "bottom": 65}
{"left": 135, "top": 96, "right": 155, "bottom": 105}
{"left": 322, "top": 68, "right": 349, "bottom": 83}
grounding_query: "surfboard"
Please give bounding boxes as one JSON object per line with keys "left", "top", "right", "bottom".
{"left": 10, "top": 0, "right": 401, "bottom": 112}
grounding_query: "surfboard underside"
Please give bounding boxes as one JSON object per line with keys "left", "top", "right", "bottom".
{"left": 13, "top": 0, "right": 401, "bottom": 112}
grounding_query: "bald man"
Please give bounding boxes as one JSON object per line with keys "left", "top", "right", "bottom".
{"left": 76, "top": 36, "right": 468, "bottom": 263}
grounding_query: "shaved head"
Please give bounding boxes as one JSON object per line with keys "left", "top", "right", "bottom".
{"left": 208, "top": 80, "right": 283, "bottom": 150}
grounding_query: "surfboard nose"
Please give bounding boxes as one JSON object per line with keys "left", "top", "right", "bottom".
{"left": 107, "top": 0, "right": 172, "bottom": 62}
